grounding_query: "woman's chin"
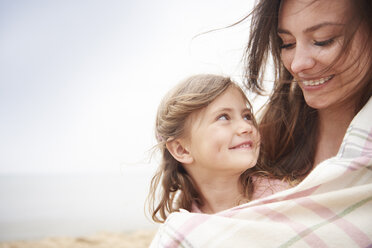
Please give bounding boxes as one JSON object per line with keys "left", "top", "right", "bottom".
{"left": 302, "top": 95, "right": 329, "bottom": 110}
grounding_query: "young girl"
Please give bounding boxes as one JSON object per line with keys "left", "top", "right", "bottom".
{"left": 148, "top": 74, "right": 260, "bottom": 222}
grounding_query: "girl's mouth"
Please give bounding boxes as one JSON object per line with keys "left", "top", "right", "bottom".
{"left": 300, "top": 75, "right": 334, "bottom": 86}
{"left": 230, "top": 141, "right": 253, "bottom": 150}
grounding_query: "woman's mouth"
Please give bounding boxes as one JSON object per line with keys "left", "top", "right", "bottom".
{"left": 300, "top": 75, "right": 334, "bottom": 86}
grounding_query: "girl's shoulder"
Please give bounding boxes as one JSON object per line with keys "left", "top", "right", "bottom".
{"left": 251, "top": 176, "right": 290, "bottom": 200}
{"left": 190, "top": 202, "right": 203, "bottom": 213}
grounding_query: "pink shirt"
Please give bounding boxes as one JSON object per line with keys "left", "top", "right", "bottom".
{"left": 189, "top": 177, "right": 290, "bottom": 213}
{"left": 251, "top": 176, "right": 290, "bottom": 200}
{"left": 190, "top": 202, "right": 203, "bottom": 213}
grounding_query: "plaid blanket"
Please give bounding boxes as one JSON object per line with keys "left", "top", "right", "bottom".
{"left": 150, "top": 97, "right": 372, "bottom": 248}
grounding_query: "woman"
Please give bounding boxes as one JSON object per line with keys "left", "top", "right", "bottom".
{"left": 247, "top": 0, "right": 372, "bottom": 199}
{"left": 150, "top": 1, "right": 372, "bottom": 246}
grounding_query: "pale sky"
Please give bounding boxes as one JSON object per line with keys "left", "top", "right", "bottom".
{"left": 0, "top": 0, "right": 257, "bottom": 173}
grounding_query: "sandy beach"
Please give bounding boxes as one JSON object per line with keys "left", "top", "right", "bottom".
{"left": 0, "top": 229, "right": 157, "bottom": 248}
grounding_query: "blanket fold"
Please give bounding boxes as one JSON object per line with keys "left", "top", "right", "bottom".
{"left": 150, "top": 97, "right": 372, "bottom": 248}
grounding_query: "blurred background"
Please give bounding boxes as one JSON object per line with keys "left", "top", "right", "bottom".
{"left": 0, "top": 0, "right": 259, "bottom": 241}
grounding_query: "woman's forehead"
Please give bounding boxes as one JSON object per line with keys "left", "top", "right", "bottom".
{"left": 278, "top": 0, "right": 349, "bottom": 27}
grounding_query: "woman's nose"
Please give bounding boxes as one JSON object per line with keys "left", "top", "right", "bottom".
{"left": 290, "top": 45, "right": 316, "bottom": 74}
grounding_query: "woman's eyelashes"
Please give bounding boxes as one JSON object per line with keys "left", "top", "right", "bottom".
{"left": 314, "top": 38, "right": 335, "bottom": 47}
{"left": 279, "top": 38, "right": 336, "bottom": 50}
{"left": 280, "top": 42, "right": 295, "bottom": 49}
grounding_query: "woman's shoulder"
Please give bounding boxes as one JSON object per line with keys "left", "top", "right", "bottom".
{"left": 251, "top": 176, "right": 291, "bottom": 200}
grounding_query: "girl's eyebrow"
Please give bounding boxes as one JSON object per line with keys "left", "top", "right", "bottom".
{"left": 211, "top": 107, "right": 233, "bottom": 115}
{"left": 277, "top": 22, "right": 344, "bottom": 35}
{"left": 212, "top": 107, "right": 250, "bottom": 115}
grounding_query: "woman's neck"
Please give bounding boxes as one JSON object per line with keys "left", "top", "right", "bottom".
{"left": 196, "top": 175, "right": 246, "bottom": 214}
{"left": 314, "top": 105, "right": 355, "bottom": 166}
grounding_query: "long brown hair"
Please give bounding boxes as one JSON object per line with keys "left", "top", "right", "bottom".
{"left": 244, "top": 0, "right": 372, "bottom": 180}
{"left": 148, "top": 74, "right": 258, "bottom": 223}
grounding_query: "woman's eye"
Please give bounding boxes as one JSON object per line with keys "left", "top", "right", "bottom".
{"left": 280, "top": 43, "right": 295, "bottom": 50}
{"left": 314, "top": 38, "right": 334, "bottom": 47}
{"left": 217, "top": 114, "right": 229, "bottom": 121}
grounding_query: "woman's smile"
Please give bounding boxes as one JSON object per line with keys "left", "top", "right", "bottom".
{"left": 278, "top": 0, "right": 369, "bottom": 111}
{"left": 299, "top": 75, "right": 334, "bottom": 87}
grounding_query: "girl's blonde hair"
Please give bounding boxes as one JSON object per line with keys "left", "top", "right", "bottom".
{"left": 148, "top": 74, "right": 258, "bottom": 223}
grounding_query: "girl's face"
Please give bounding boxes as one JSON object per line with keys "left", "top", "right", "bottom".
{"left": 183, "top": 87, "right": 260, "bottom": 177}
{"left": 278, "top": 0, "right": 369, "bottom": 112}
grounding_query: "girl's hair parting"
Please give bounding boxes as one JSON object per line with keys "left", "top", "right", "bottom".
{"left": 148, "top": 74, "right": 257, "bottom": 223}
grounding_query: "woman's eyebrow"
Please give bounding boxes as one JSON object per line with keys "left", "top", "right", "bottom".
{"left": 303, "top": 22, "right": 344, "bottom": 33}
{"left": 277, "top": 28, "right": 291, "bottom": 35}
{"left": 277, "top": 22, "right": 344, "bottom": 35}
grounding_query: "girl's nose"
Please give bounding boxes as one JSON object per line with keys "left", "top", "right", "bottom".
{"left": 290, "top": 45, "right": 316, "bottom": 74}
{"left": 237, "top": 120, "right": 253, "bottom": 135}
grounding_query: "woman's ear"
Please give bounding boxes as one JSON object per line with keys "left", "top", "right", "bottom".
{"left": 166, "top": 139, "right": 194, "bottom": 165}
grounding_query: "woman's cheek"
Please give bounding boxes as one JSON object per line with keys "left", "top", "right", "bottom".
{"left": 281, "top": 50, "right": 294, "bottom": 74}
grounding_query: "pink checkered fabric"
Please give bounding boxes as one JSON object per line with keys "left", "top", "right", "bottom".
{"left": 150, "top": 97, "right": 372, "bottom": 248}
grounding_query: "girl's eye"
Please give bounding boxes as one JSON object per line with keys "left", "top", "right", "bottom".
{"left": 217, "top": 114, "right": 229, "bottom": 121}
{"left": 243, "top": 113, "right": 252, "bottom": 121}
{"left": 280, "top": 43, "right": 295, "bottom": 50}
{"left": 314, "top": 38, "right": 334, "bottom": 47}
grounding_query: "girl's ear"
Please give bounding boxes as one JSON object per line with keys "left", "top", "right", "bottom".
{"left": 166, "top": 139, "right": 194, "bottom": 165}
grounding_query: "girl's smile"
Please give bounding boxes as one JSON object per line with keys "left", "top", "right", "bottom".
{"left": 229, "top": 141, "right": 253, "bottom": 150}
{"left": 182, "top": 86, "right": 260, "bottom": 178}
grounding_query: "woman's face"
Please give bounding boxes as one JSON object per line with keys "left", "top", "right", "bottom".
{"left": 278, "top": 0, "right": 369, "bottom": 112}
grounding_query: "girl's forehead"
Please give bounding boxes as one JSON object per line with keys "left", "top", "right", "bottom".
{"left": 184, "top": 87, "right": 252, "bottom": 138}
{"left": 198, "top": 88, "right": 249, "bottom": 118}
